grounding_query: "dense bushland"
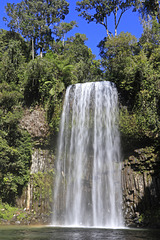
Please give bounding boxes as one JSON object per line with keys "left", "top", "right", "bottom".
{"left": 0, "top": 29, "right": 102, "bottom": 203}
{"left": 0, "top": 0, "right": 160, "bottom": 208}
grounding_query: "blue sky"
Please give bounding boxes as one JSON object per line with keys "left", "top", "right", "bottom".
{"left": 0, "top": 0, "right": 143, "bottom": 59}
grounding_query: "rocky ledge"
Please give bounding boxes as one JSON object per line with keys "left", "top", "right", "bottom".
{"left": 0, "top": 209, "right": 52, "bottom": 226}
{"left": 122, "top": 146, "right": 160, "bottom": 228}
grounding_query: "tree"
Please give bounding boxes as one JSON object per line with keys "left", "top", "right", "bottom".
{"left": 4, "top": 0, "right": 69, "bottom": 59}
{"left": 98, "top": 27, "right": 160, "bottom": 141}
{"left": 53, "top": 21, "right": 78, "bottom": 46}
{"left": 136, "top": 0, "right": 160, "bottom": 23}
{"left": 0, "top": 29, "right": 29, "bottom": 86}
{"left": 0, "top": 82, "right": 32, "bottom": 203}
{"left": 99, "top": 32, "right": 138, "bottom": 106}
{"left": 76, "top": 0, "right": 135, "bottom": 37}
{"left": 139, "top": 18, "right": 160, "bottom": 58}
{"left": 64, "top": 33, "right": 102, "bottom": 83}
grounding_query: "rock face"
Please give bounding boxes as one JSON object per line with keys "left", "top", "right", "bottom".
{"left": 17, "top": 107, "right": 55, "bottom": 224}
{"left": 122, "top": 147, "right": 160, "bottom": 227}
{"left": 17, "top": 107, "right": 160, "bottom": 227}
{"left": 20, "top": 107, "right": 49, "bottom": 140}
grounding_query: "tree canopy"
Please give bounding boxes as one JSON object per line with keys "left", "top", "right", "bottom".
{"left": 76, "top": 0, "right": 136, "bottom": 37}
{"left": 137, "top": 0, "right": 160, "bottom": 23}
{"left": 4, "top": 0, "right": 69, "bottom": 58}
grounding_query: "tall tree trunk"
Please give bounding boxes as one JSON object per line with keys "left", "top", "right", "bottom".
{"left": 105, "top": 16, "right": 111, "bottom": 38}
{"left": 62, "top": 36, "right": 65, "bottom": 47}
{"left": 32, "top": 38, "right": 34, "bottom": 60}
{"left": 26, "top": 182, "right": 31, "bottom": 210}
{"left": 114, "top": 6, "right": 118, "bottom": 36}
{"left": 39, "top": 37, "right": 43, "bottom": 58}
{"left": 40, "top": 47, "right": 43, "bottom": 58}
{"left": 157, "top": 1, "right": 160, "bottom": 23}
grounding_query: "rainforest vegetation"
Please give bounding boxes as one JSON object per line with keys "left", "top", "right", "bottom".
{"left": 0, "top": 0, "right": 160, "bottom": 210}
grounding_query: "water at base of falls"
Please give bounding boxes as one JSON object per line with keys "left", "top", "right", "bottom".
{"left": 52, "top": 81, "right": 124, "bottom": 228}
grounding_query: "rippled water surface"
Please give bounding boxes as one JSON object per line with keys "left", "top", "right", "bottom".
{"left": 0, "top": 226, "right": 160, "bottom": 240}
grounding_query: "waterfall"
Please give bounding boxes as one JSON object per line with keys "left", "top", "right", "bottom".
{"left": 52, "top": 81, "right": 124, "bottom": 228}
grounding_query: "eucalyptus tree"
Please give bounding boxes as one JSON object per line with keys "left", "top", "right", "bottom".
{"left": 4, "top": 0, "right": 69, "bottom": 59}
{"left": 53, "top": 21, "right": 78, "bottom": 46}
{"left": 136, "top": 0, "right": 160, "bottom": 23}
{"left": 0, "top": 29, "right": 29, "bottom": 86}
{"left": 76, "top": 0, "right": 136, "bottom": 37}
{"left": 63, "top": 33, "right": 102, "bottom": 83}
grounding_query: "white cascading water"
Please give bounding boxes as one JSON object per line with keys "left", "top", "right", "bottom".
{"left": 52, "top": 81, "right": 124, "bottom": 228}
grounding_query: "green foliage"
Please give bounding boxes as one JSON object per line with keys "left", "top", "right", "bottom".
{"left": 0, "top": 202, "right": 18, "bottom": 220}
{"left": 100, "top": 32, "right": 138, "bottom": 106}
{"left": 31, "top": 170, "right": 54, "bottom": 207}
{"left": 0, "top": 0, "right": 159, "bottom": 214}
{"left": 0, "top": 77, "right": 32, "bottom": 204}
{"left": 139, "top": 18, "right": 160, "bottom": 58}
{"left": 119, "top": 108, "right": 140, "bottom": 139}
{"left": 4, "top": 0, "right": 69, "bottom": 57}
{"left": 138, "top": 213, "right": 144, "bottom": 223}
{"left": 136, "top": 0, "right": 160, "bottom": 23}
{"left": 0, "top": 201, "right": 28, "bottom": 222}
{"left": 53, "top": 21, "right": 78, "bottom": 44}
{"left": 23, "top": 58, "right": 47, "bottom": 105}
{"left": 64, "top": 33, "right": 102, "bottom": 83}
{"left": 0, "top": 29, "right": 29, "bottom": 87}
{"left": 101, "top": 25, "right": 160, "bottom": 143}
{"left": 76, "top": 0, "right": 136, "bottom": 36}
{"left": 0, "top": 128, "right": 32, "bottom": 204}
{"left": 22, "top": 34, "right": 102, "bottom": 131}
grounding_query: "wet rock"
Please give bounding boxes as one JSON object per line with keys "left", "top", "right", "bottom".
{"left": 15, "top": 221, "right": 21, "bottom": 225}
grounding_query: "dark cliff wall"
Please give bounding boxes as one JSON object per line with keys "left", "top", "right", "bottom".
{"left": 122, "top": 147, "right": 160, "bottom": 228}
{"left": 17, "top": 107, "right": 160, "bottom": 227}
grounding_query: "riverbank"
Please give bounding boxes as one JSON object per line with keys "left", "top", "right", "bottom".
{"left": 0, "top": 204, "right": 51, "bottom": 226}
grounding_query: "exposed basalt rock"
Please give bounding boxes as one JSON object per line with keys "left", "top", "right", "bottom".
{"left": 31, "top": 148, "right": 54, "bottom": 174}
{"left": 20, "top": 106, "right": 49, "bottom": 141}
{"left": 122, "top": 147, "right": 160, "bottom": 228}
{"left": 18, "top": 107, "right": 160, "bottom": 227}
{"left": 16, "top": 107, "right": 55, "bottom": 224}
